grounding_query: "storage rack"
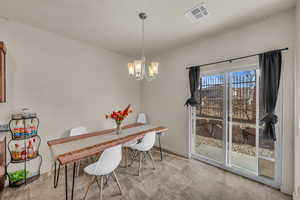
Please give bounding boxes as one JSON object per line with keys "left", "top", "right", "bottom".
{"left": 6, "top": 114, "right": 42, "bottom": 187}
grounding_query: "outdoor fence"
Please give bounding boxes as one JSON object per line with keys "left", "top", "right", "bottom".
{"left": 196, "top": 72, "right": 259, "bottom": 146}
{"left": 197, "top": 72, "right": 257, "bottom": 124}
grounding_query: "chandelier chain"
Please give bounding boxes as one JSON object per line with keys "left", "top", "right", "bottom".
{"left": 142, "top": 16, "right": 145, "bottom": 59}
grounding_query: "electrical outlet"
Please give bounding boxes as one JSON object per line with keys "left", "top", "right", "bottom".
{"left": 0, "top": 124, "right": 9, "bottom": 132}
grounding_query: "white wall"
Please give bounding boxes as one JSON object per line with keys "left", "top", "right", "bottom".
{"left": 294, "top": 2, "right": 300, "bottom": 200}
{"left": 142, "top": 10, "right": 295, "bottom": 194}
{"left": 0, "top": 19, "right": 140, "bottom": 173}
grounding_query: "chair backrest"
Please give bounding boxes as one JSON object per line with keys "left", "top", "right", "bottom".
{"left": 137, "top": 113, "right": 147, "bottom": 124}
{"left": 94, "top": 145, "right": 122, "bottom": 175}
{"left": 70, "top": 127, "right": 88, "bottom": 137}
{"left": 135, "top": 131, "right": 156, "bottom": 151}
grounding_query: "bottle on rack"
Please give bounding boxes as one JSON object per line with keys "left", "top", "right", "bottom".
{"left": 10, "top": 120, "right": 18, "bottom": 139}
{"left": 27, "top": 140, "right": 34, "bottom": 159}
{"left": 12, "top": 143, "right": 22, "bottom": 161}
{"left": 32, "top": 138, "right": 37, "bottom": 156}
{"left": 21, "top": 148, "right": 26, "bottom": 160}
{"left": 31, "top": 118, "right": 38, "bottom": 135}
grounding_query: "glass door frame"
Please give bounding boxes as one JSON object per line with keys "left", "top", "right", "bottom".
{"left": 227, "top": 67, "right": 260, "bottom": 176}
{"left": 189, "top": 64, "right": 282, "bottom": 188}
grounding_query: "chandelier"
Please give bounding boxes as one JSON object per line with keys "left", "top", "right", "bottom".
{"left": 128, "top": 12, "right": 159, "bottom": 81}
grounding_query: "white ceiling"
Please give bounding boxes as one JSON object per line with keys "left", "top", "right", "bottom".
{"left": 0, "top": 0, "right": 296, "bottom": 57}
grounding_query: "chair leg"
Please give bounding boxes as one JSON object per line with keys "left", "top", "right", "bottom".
{"left": 138, "top": 151, "right": 142, "bottom": 176}
{"left": 112, "top": 171, "right": 122, "bottom": 195}
{"left": 103, "top": 175, "right": 110, "bottom": 187}
{"left": 126, "top": 149, "right": 134, "bottom": 167}
{"left": 83, "top": 176, "right": 96, "bottom": 200}
{"left": 76, "top": 161, "right": 80, "bottom": 176}
{"left": 147, "top": 150, "right": 156, "bottom": 170}
{"left": 95, "top": 176, "right": 102, "bottom": 188}
{"left": 99, "top": 176, "right": 103, "bottom": 200}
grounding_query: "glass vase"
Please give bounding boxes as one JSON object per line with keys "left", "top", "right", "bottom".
{"left": 116, "top": 122, "right": 122, "bottom": 134}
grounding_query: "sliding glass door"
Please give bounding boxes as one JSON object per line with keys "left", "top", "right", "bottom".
{"left": 191, "top": 66, "right": 278, "bottom": 186}
{"left": 228, "top": 70, "right": 259, "bottom": 174}
{"left": 195, "top": 74, "right": 225, "bottom": 163}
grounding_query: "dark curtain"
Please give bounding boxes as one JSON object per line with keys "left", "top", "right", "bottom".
{"left": 259, "top": 50, "right": 282, "bottom": 141}
{"left": 185, "top": 66, "right": 200, "bottom": 107}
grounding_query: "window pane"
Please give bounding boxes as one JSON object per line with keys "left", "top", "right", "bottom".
{"left": 195, "top": 74, "right": 225, "bottom": 163}
{"left": 229, "top": 70, "right": 257, "bottom": 174}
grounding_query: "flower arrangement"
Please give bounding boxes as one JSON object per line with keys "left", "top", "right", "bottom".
{"left": 105, "top": 104, "right": 133, "bottom": 134}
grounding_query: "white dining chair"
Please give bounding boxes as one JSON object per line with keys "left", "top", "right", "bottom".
{"left": 137, "top": 113, "right": 147, "bottom": 124}
{"left": 129, "top": 131, "right": 156, "bottom": 176}
{"left": 70, "top": 126, "right": 88, "bottom": 136}
{"left": 70, "top": 126, "right": 88, "bottom": 176}
{"left": 83, "top": 145, "right": 122, "bottom": 200}
{"left": 136, "top": 113, "right": 165, "bottom": 161}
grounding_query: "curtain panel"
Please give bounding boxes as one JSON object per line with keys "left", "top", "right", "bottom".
{"left": 259, "top": 50, "right": 282, "bottom": 141}
{"left": 185, "top": 66, "right": 200, "bottom": 107}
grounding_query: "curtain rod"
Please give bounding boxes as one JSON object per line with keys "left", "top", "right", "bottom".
{"left": 186, "top": 47, "right": 289, "bottom": 70}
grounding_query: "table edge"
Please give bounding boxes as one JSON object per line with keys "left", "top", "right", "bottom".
{"left": 56, "top": 126, "right": 168, "bottom": 165}
{"left": 47, "top": 123, "right": 144, "bottom": 147}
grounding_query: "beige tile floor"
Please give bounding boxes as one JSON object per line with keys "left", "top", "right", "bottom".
{"left": 0, "top": 150, "right": 291, "bottom": 200}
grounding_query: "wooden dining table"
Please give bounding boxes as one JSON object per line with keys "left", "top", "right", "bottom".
{"left": 47, "top": 123, "right": 168, "bottom": 200}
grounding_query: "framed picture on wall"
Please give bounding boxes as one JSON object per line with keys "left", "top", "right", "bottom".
{"left": 0, "top": 41, "right": 6, "bottom": 103}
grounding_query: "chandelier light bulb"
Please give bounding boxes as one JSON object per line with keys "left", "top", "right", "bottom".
{"left": 151, "top": 62, "right": 159, "bottom": 75}
{"left": 149, "top": 66, "right": 154, "bottom": 77}
{"left": 128, "top": 63, "right": 134, "bottom": 76}
{"left": 134, "top": 60, "right": 142, "bottom": 75}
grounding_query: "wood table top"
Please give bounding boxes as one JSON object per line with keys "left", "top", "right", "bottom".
{"left": 47, "top": 123, "right": 168, "bottom": 165}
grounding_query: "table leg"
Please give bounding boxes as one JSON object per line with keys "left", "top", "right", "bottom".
{"left": 54, "top": 161, "right": 61, "bottom": 188}
{"left": 71, "top": 162, "right": 76, "bottom": 200}
{"left": 158, "top": 133, "right": 163, "bottom": 161}
{"left": 64, "top": 162, "right": 77, "bottom": 200}
{"left": 65, "top": 165, "right": 68, "bottom": 200}
{"left": 120, "top": 147, "right": 133, "bottom": 168}
{"left": 125, "top": 147, "right": 128, "bottom": 166}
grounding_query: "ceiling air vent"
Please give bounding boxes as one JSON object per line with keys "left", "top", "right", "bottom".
{"left": 185, "top": 3, "right": 209, "bottom": 23}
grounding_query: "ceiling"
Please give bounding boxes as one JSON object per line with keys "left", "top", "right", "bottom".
{"left": 0, "top": 0, "right": 297, "bottom": 57}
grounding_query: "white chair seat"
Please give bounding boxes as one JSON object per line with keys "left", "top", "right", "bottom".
{"left": 130, "top": 144, "right": 148, "bottom": 152}
{"left": 129, "top": 131, "right": 156, "bottom": 175}
{"left": 84, "top": 145, "right": 122, "bottom": 176}
{"left": 84, "top": 162, "right": 99, "bottom": 176}
{"left": 123, "top": 140, "right": 138, "bottom": 147}
{"left": 130, "top": 132, "right": 156, "bottom": 152}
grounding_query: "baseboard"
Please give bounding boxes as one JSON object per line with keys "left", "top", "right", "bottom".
{"left": 293, "top": 192, "right": 300, "bottom": 200}
{"left": 153, "top": 146, "right": 189, "bottom": 159}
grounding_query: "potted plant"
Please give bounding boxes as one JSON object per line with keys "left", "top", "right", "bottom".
{"left": 8, "top": 169, "right": 28, "bottom": 187}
